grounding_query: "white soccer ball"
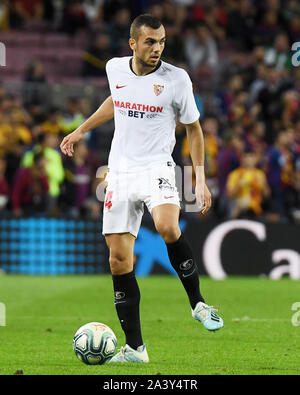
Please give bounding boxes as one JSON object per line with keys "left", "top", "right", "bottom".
{"left": 73, "top": 322, "right": 117, "bottom": 365}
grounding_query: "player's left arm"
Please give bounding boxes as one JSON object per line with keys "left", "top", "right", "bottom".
{"left": 184, "top": 119, "right": 211, "bottom": 214}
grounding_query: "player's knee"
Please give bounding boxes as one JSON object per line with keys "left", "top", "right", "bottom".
{"left": 109, "top": 254, "right": 131, "bottom": 275}
{"left": 155, "top": 222, "right": 180, "bottom": 243}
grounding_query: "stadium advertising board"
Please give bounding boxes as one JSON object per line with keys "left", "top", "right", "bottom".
{"left": 0, "top": 218, "right": 299, "bottom": 279}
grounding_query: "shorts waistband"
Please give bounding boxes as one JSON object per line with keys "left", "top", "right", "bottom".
{"left": 107, "top": 161, "right": 175, "bottom": 174}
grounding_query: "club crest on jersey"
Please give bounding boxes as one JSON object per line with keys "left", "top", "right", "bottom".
{"left": 154, "top": 84, "right": 164, "bottom": 96}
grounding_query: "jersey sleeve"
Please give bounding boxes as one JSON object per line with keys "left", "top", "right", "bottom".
{"left": 105, "top": 58, "right": 116, "bottom": 74}
{"left": 105, "top": 58, "right": 117, "bottom": 94}
{"left": 173, "top": 69, "right": 200, "bottom": 124}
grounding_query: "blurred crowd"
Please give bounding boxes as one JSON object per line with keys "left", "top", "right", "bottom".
{"left": 1, "top": 0, "right": 300, "bottom": 223}
{"left": 0, "top": 90, "right": 104, "bottom": 218}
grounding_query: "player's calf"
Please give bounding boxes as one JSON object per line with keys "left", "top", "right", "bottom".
{"left": 112, "top": 270, "right": 144, "bottom": 350}
{"left": 166, "top": 233, "right": 205, "bottom": 309}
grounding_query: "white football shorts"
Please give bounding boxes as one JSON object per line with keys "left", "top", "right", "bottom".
{"left": 102, "top": 164, "right": 181, "bottom": 238}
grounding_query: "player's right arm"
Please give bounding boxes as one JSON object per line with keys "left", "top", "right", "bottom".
{"left": 60, "top": 95, "right": 114, "bottom": 157}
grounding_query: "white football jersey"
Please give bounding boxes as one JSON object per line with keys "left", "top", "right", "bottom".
{"left": 105, "top": 56, "right": 200, "bottom": 174}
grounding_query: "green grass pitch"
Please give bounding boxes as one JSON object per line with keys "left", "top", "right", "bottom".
{"left": 0, "top": 275, "right": 299, "bottom": 375}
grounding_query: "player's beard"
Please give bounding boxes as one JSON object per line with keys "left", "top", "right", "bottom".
{"left": 136, "top": 54, "right": 159, "bottom": 71}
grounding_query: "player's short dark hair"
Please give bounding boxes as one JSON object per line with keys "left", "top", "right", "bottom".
{"left": 130, "top": 14, "right": 162, "bottom": 40}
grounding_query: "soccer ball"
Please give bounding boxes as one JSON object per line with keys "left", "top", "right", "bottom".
{"left": 73, "top": 322, "right": 117, "bottom": 365}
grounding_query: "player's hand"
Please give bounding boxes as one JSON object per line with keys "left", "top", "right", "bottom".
{"left": 195, "top": 182, "right": 212, "bottom": 215}
{"left": 60, "top": 128, "right": 84, "bottom": 157}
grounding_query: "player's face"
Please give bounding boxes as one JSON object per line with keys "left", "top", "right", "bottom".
{"left": 131, "top": 25, "right": 166, "bottom": 68}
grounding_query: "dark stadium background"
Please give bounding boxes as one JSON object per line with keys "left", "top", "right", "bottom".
{"left": 0, "top": 0, "right": 300, "bottom": 278}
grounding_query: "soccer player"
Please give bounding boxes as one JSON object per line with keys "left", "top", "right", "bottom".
{"left": 60, "top": 14, "right": 223, "bottom": 363}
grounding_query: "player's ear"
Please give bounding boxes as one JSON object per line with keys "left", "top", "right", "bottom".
{"left": 129, "top": 37, "right": 136, "bottom": 51}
